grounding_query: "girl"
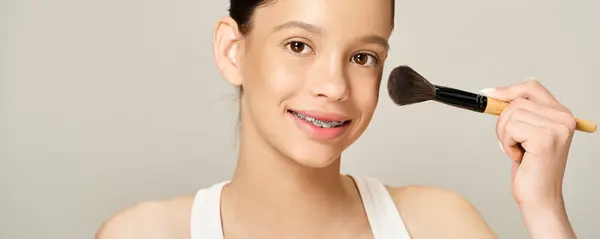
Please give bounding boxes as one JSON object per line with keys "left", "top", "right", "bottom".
{"left": 97, "top": 0, "right": 578, "bottom": 238}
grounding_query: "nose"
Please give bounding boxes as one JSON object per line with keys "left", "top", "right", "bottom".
{"left": 309, "top": 56, "right": 350, "bottom": 101}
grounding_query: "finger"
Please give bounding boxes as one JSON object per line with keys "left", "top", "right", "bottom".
{"left": 501, "top": 107, "right": 566, "bottom": 155}
{"left": 511, "top": 161, "right": 519, "bottom": 182}
{"left": 496, "top": 98, "right": 520, "bottom": 142}
{"left": 496, "top": 98, "right": 522, "bottom": 143}
{"left": 504, "top": 98, "right": 576, "bottom": 129}
{"left": 511, "top": 108, "right": 560, "bottom": 130}
{"left": 495, "top": 98, "right": 576, "bottom": 143}
{"left": 481, "top": 79, "right": 569, "bottom": 113}
{"left": 500, "top": 119, "right": 539, "bottom": 163}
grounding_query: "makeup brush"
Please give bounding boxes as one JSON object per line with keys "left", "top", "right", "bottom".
{"left": 387, "top": 65, "right": 597, "bottom": 133}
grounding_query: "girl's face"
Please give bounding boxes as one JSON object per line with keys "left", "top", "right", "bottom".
{"left": 216, "top": 0, "right": 393, "bottom": 167}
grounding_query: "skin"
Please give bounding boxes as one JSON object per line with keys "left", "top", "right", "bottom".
{"left": 95, "top": 0, "right": 578, "bottom": 238}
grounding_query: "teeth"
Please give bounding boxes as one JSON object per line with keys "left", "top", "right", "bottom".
{"left": 290, "top": 111, "right": 347, "bottom": 128}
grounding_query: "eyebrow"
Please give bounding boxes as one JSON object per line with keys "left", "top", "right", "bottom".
{"left": 272, "top": 20, "right": 389, "bottom": 50}
{"left": 272, "top": 21, "right": 324, "bottom": 34}
{"left": 361, "top": 35, "right": 390, "bottom": 51}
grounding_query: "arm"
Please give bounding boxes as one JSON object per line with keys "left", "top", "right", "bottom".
{"left": 95, "top": 202, "right": 166, "bottom": 239}
{"left": 390, "top": 186, "right": 497, "bottom": 239}
{"left": 519, "top": 200, "right": 576, "bottom": 239}
{"left": 95, "top": 198, "right": 192, "bottom": 239}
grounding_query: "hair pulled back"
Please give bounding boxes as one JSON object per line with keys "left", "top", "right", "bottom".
{"left": 229, "top": 0, "right": 395, "bottom": 35}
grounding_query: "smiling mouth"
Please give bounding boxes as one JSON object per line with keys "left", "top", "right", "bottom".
{"left": 287, "top": 110, "right": 350, "bottom": 128}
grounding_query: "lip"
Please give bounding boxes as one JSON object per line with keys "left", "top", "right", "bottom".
{"left": 286, "top": 109, "right": 353, "bottom": 141}
{"left": 286, "top": 109, "right": 350, "bottom": 122}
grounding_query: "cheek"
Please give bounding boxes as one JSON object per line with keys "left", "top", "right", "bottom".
{"left": 268, "top": 58, "right": 308, "bottom": 98}
{"left": 351, "top": 74, "right": 381, "bottom": 114}
{"left": 257, "top": 53, "right": 310, "bottom": 102}
{"left": 242, "top": 50, "right": 309, "bottom": 106}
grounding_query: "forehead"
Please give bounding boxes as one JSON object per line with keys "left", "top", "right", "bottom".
{"left": 250, "top": 0, "right": 393, "bottom": 39}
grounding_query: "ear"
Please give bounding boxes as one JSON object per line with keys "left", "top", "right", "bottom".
{"left": 213, "top": 17, "right": 243, "bottom": 86}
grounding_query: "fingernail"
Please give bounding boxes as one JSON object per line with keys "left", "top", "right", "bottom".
{"left": 498, "top": 142, "right": 505, "bottom": 154}
{"left": 479, "top": 88, "right": 496, "bottom": 96}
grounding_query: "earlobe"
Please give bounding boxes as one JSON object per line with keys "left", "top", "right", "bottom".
{"left": 213, "top": 17, "right": 243, "bottom": 86}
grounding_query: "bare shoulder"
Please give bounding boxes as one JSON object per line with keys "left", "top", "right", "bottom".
{"left": 386, "top": 185, "right": 497, "bottom": 239}
{"left": 95, "top": 195, "right": 194, "bottom": 239}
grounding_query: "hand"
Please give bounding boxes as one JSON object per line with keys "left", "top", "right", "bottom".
{"left": 481, "top": 79, "right": 577, "bottom": 238}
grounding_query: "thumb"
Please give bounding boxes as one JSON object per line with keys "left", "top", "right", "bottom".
{"left": 478, "top": 78, "right": 560, "bottom": 107}
{"left": 479, "top": 87, "right": 512, "bottom": 102}
{"left": 512, "top": 161, "right": 518, "bottom": 182}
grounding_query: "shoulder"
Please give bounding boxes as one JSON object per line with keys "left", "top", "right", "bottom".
{"left": 95, "top": 195, "right": 194, "bottom": 239}
{"left": 386, "top": 185, "right": 475, "bottom": 211}
{"left": 386, "top": 185, "right": 497, "bottom": 239}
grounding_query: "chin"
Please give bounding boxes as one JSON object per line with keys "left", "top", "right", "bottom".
{"left": 284, "top": 142, "right": 346, "bottom": 168}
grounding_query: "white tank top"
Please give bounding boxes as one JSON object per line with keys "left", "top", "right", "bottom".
{"left": 190, "top": 175, "right": 412, "bottom": 239}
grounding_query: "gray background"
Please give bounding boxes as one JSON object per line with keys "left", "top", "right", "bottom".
{"left": 1, "top": 0, "right": 598, "bottom": 238}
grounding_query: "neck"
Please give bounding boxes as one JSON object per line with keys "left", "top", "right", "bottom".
{"left": 220, "top": 120, "right": 364, "bottom": 236}
{"left": 226, "top": 123, "right": 352, "bottom": 208}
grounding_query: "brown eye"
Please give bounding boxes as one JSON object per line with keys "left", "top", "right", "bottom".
{"left": 351, "top": 52, "right": 378, "bottom": 66}
{"left": 353, "top": 53, "right": 368, "bottom": 65}
{"left": 290, "top": 41, "right": 305, "bottom": 53}
{"left": 284, "top": 41, "right": 313, "bottom": 56}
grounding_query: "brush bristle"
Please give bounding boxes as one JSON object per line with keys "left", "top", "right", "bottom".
{"left": 387, "top": 65, "right": 436, "bottom": 106}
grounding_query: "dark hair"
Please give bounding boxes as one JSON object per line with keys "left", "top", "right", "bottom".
{"left": 229, "top": 0, "right": 395, "bottom": 35}
{"left": 229, "top": 0, "right": 273, "bottom": 35}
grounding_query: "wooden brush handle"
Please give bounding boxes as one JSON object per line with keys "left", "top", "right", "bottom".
{"left": 575, "top": 118, "right": 598, "bottom": 133}
{"left": 484, "top": 97, "right": 597, "bottom": 133}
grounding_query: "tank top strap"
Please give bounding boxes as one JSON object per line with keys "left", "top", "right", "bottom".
{"left": 350, "top": 175, "right": 412, "bottom": 239}
{"left": 190, "top": 181, "right": 227, "bottom": 239}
